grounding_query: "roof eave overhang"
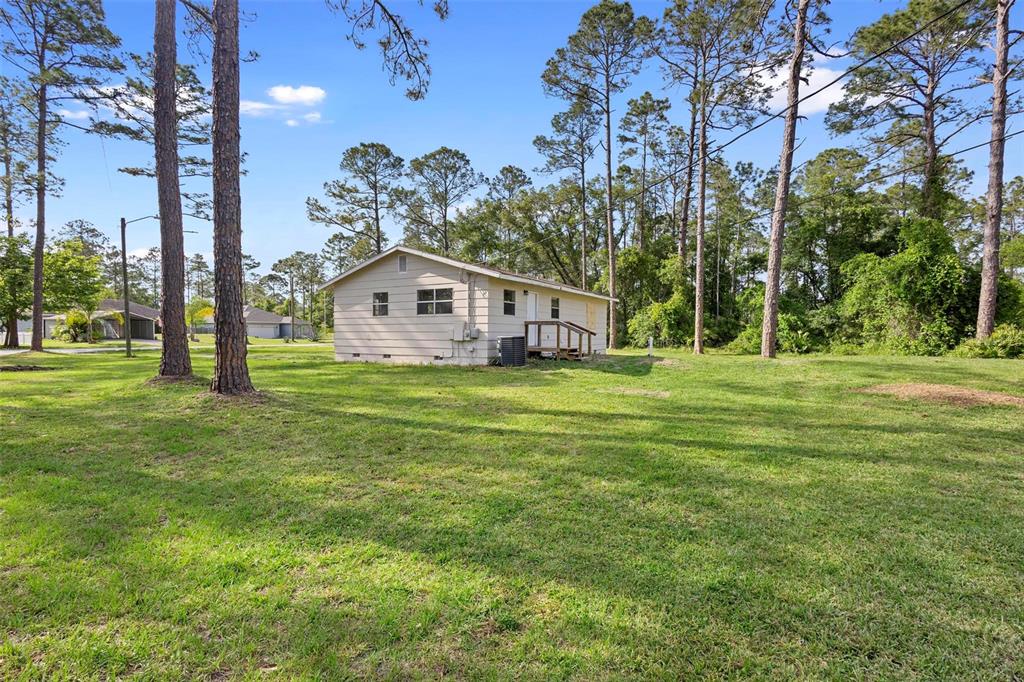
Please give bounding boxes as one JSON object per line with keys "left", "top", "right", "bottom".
{"left": 318, "top": 245, "right": 616, "bottom": 302}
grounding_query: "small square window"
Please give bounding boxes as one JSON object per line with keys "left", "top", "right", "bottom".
{"left": 503, "top": 289, "right": 516, "bottom": 316}
{"left": 352, "top": 353, "right": 360, "bottom": 358}
{"left": 551, "top": 297, "right": 560, "bottom": 319}
{"left": 398, "top": 255, "right": 407, "bottom": 272}
{"left": 372, "top": 292, "right": 388, "bottom": 317}
{"left": 383, "top": 353, "right": 391, "bottom": 359}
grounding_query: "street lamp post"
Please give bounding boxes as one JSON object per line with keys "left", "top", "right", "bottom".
{"left": 120, "top": 215, "right": 159, "bottom": 358}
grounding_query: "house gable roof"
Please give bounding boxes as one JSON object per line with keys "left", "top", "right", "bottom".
{"left": 318, "top": 245, "right": 616, "bottom": 302}
{"left": 243, "top": 305, "right": 284, "bottom": 324}
{"left": 94, "top": 299, "right": 160, "bottom": 320}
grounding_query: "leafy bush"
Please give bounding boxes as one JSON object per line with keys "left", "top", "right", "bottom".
{"left": 627, "top": 292, "right": 691, "bottom": 347}
{"left": 778, "top": 313, "right": 813, "bottom": 353}
{"left": 950, "top": 324, "right": 1024, "bottom": 359}
{"left": 724, "top": 324, "right": 760, "bottom": 354}
{"left": 839, "top": 218, "right": 972, "bottom": 354}
{"left": 53, "top": 310, "right": 92, "bottom": 342}
{"left": 723, "top": 289, "right": 817, "bottom": 354}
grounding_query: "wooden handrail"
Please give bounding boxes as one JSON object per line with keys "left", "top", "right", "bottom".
{"left": 524, "top": 319, "right": 596, "bottom": 336}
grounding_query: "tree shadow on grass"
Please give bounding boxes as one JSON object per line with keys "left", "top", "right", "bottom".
{"left": 3, "top": 354, "right": 1024, "bottom": 677}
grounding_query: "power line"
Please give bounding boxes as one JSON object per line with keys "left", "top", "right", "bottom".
{"left": 487, "top": 0, "right": 985, "bottom": 270}
{"left": 742, "top": 127, "right": 1024, "bottom": 228}
{"left": 630, "top": 0, "right": 981, "bottom": 203}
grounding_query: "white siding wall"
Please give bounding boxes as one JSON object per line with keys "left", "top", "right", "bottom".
{"left": 332, "top": 252, "right": 491, "bottom": 365}
{"left": 331, "top": 251, "right": 609, "bottom": 365}
{"left": 484, "top": 281, "right": 608, "bottom": 358}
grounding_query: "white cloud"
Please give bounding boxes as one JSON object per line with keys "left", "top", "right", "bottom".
{"left": 240, "top": 100, "right": 283, "bottom": 117}
{"left": 766, "top": 65, "right": 846, "bottom": 116}
{"left": 302, "top": 112, "right": 322, "bottom": 123}
{"left": 59, "top": 109, "right": 91, "bottom": 120}
{"left": 285, "top": 119, "right": 299, "bottom": 127}
{"left": 267, "top": 85, "right": 326, "bottom": 106}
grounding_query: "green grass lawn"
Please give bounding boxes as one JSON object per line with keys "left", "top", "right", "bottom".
{"left": 1, "top": 347, "right": 1022, "bottom": 679}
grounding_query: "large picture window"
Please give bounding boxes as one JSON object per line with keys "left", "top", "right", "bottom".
{"left": 417, "top": 288, "right": 453, "bottom": 315}
{"left": 372, "top": 292, "right": 388, "bottom": 317}
{"left": 503, "top": 289, "right": 516, "bottom": 316}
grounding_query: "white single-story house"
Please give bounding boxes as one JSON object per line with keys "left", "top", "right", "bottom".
{"left": 320, "top": 245, "right": 613, "bottom": 365}
{"left": 196, "top": 305, "right": 315, "bottom": 339}
{"left": 15, "top": 299, "right": 158, "bottom": 344}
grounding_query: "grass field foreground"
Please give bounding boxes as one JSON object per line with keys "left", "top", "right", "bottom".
{"left": 1, "top": 346, "right": 1022, "bottom": 678}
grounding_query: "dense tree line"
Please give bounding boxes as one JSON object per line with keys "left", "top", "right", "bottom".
{"left": 2, "top": 0, "right": 1022, "bottom": 385}
{"left": 312, "top": 0, "right": 1023, "bottom": 358}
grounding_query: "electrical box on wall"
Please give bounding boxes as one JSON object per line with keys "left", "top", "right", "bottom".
{"left": 451, "top": 324, "right": 481, "bottom": 342}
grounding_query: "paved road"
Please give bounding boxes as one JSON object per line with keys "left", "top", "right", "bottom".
{"left": 47, "top": 345, "right": 160, "bottom": 355}
{"left": 0, "top": 342, "right": 160, "bottom": 356}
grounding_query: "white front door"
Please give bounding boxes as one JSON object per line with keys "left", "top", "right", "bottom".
{"left": 526, "top": 291, "right": 539, "bottom": 345}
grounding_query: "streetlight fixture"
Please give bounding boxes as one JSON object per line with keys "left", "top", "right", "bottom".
{"left": 120, "top": 215, "right": 201, "bottom": 357}
{"left": 121, "top": 215, "right": 159, "bottom": 358}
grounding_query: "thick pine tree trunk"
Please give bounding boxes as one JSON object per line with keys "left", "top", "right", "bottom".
{"left": 30, "top": 85, "right": 46, "bottom": 352}
{"left": 155, "top": 0, "right": 193, "bottom": 378}
{"left": 693, "top": 107, "right": 707, "bottom": 355}
{"left": 977, "top": 0, "right": 1011, "bottom": 338}
{"left": 604, "top": 84, "right": 617, "bottom": 348}
{"left": 761, "top": 0, "right": 809, "bottom": 358}
{"left": 210, "top": 0, "right": 254, "bottom": 394}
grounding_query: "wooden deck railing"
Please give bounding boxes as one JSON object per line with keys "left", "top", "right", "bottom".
{"left": 524, "top": 319, "right": 596, "bottom": 359}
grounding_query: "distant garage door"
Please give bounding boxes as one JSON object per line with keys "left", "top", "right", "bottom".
{"left": 130, "top": 318, "right": 155, "bottom": 340}
{"left": 247, "top": 323, "right": 279, "bottom": 339}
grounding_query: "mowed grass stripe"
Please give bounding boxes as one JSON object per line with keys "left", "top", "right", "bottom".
{"left": 1, "top": 347, "right": 1022, "bottom": 679}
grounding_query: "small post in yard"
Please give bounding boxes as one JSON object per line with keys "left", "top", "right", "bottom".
{"left": 120, "top": 217, "right": 132, "bottom": 358}
{"left": 648, "top": 336, "right": 653, "bottom": 357}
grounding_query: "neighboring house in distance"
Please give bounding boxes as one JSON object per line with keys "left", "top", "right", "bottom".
{"left": 93, "top": 299, "right": 160, "bottom": 340}
{"left": 15, "top": 298, "right": 159, "bottom": 344}
{"left": 321, "top": 245, "right": 612, "bottom": 365}
{"left": 196, "top": 305, "right": 314, "bottom": 339}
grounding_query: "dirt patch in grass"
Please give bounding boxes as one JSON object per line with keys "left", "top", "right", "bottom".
{"left": 857, "top": 383, "right": 1024, "bottom": 407}
{"left": 0, "top": 365, "right": 56, "bottom": 372}
{"left": 145, "top": 374, "right": 209, "bottom": 387}
{"left": 602, "top": 387, "right": 671, "bottom": 399}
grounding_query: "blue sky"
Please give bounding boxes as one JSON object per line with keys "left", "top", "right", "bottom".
{"left": 13, "top": 0, "right": 1023, "bottom": 275}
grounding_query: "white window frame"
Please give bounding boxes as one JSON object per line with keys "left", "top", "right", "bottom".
{"left": 372, "top": 292, "right": 389, "bottom": 317}
{"left": 416, "top": 288, "right": 453, "bottom": 315}
{"left": 503, "top": 289, "right": 516, "bottom": 316}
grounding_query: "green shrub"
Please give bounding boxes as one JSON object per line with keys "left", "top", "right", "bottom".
{"left": 724, "top": 324, "right": 760, "bottom": 354}
{"left": 53, "top": 310, "right": 91, "bottom": 342}
{"left": 778, "top": 313, "right": 813, "bottom": 353}
{"left": 950, "top": 324, "right": 1024, "bottom": 359}
{"left": 626, "top": 292, "right": 691, "bottom": 347}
